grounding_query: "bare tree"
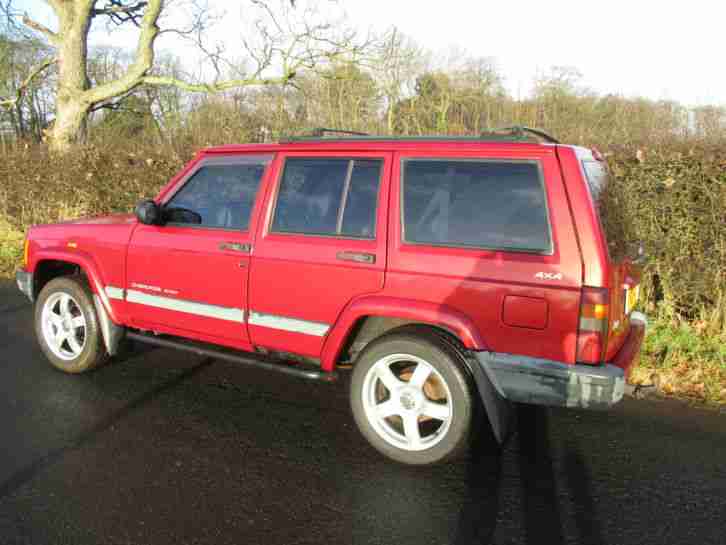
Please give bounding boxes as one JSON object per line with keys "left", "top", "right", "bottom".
{"left": 6, "top": 0, "right": 367, "bottom": 151}
{"left": 0, "top": 31, "right": 56, "bottom": 141}
{"left": 374, "top": 28, "right": 425, "bottom": 134}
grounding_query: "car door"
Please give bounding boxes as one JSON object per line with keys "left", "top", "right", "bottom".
{"left": 248, "top": 151, "right": 391, "bottom": 358}
{"left": 125, "top": 153, "right": 272, "bottom": 347}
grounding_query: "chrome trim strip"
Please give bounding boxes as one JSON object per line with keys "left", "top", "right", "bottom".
{"left": 126, "top": 289, "right": 245, "bottom": 323}
{"left": 105, "top": 286, "right": 125, "bottom": 300}
{"left": 248, "top": 311, "right": 330, "bottom": 337}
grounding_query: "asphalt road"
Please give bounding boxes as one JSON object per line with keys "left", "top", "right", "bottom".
{"left": 1, "top": 280, "right": 724, "bottom": 545}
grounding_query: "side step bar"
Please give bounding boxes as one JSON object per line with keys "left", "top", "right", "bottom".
{"left": 126, "top": 332, "right": 338, "bottom": 383}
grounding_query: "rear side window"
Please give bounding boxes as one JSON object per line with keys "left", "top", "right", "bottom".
{"left": 272, "top": 158, "right": 382, "bottom": 238}
{"left": 402, "top": 159, "right": 551, "bottom": 253}
{"left": 166, "top": 156, "right": 270, "bottom": 230}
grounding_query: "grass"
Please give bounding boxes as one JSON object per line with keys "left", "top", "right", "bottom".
{"left": 0, "top": 219, "right": 23, "bottom": 277}
{"left": 630, "top": 311, "right": 726, "bottom": 405}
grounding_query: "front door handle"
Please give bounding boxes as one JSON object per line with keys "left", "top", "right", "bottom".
{"left": 336, "top": 251, "right": 376, "bottom": 264}
{"left": 219, "top": 242, "right": 251, "bottom": 253}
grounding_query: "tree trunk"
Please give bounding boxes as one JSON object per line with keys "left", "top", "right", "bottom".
{"left": 47, "top": 2, "right": 92, "bottom": 152}
{"left": 49, "top": 98, "right": 90, "bottom": 151}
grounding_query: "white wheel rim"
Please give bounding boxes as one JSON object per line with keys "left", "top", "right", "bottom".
{"left": 41, "top": 292, "right": 87, "bottom": 361}
{"left": 361, "top": 353, "right": 453, "bottom": 452}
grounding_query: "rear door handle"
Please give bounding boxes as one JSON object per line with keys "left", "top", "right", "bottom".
{"left": 336, "top": 251, "right": 376, "bottom": 264}
{"left": 219, "top": 242, "right": 251, "bottom": 253}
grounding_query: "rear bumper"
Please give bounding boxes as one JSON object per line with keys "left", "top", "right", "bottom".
{"left": 16, "top": 269, "right": 33, "bottom": 302}
{"left": 475, "top": 313, "right": 647, "bottom": 410}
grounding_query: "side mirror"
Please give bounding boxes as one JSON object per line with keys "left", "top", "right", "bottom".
{"left": 135, "top": 199, "right": 161, "bottom": 225}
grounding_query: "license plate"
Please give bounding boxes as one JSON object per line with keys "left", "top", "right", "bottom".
{"left": 625, "top": 285, "right": 640, "bottom": 315}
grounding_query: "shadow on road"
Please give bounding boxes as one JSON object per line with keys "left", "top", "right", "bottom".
{"left": 516, "top": 404, "right": 604, "bottom": 545}
{"left": 563, "top": 439, "right": 605, "bottom": 545}
{"left": 517, "top": 404, "right": 565, "bottom": 544}
{"left": 452, "top": 422, "right": 503, "bottom": 544}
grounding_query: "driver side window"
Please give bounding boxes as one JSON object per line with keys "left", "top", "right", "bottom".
{"left": 166, "top": 159, "right": 269, "bottom": 230}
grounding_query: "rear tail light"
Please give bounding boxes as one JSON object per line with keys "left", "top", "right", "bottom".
{"left": 576, "top": 287, "right": 609, "bottom": 365}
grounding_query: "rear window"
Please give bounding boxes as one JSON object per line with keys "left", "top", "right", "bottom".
{"left": 582, "top": 160, "right": 609, "bottom": 200}
{"left": 582, "top": 159, "right": 624, "bottom": 258}
{"left": 402, "top": 159, "right": 552, "bottom": 253}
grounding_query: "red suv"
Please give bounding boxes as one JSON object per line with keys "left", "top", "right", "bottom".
{"left": 16, "top": 128, "right": 646, "bottom": 465}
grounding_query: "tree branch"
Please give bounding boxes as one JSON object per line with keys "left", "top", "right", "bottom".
{"left": 92, "top": 1, "right": 148, "bottom": 27}
{"left": 83, "top": 0, "right": 163, "bottom": 104}
{"left": 88, "top": 88, "right": 136, "bottom": 112}
{"left": 140, "top": 72, "right": 296, "bottom": 93}
{"left": 0, "top": 56, "right": 57, "bottom": 108}
{"left": 22, "top": 13, "right": 59, "bottom": 46}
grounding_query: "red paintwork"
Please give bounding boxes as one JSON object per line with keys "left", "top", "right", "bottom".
{"left": 24, "top": 139, "right": 641, "bottom": 373}
{"left": 27, "top": 214, "right": 136, "bottom": 322}
{"left": 502, "top": 296, "right": 549, "bottom": 330}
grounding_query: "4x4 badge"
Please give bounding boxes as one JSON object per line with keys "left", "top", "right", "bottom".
{"left": 535, "top": 272, "right": 563, "bottom": 281}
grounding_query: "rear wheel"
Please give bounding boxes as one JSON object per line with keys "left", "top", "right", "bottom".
{"left": 34, "top": 276, "right": 107, "bottom": 373}
{"left": 350, "top": 329, "right": 475, "bottom": 465}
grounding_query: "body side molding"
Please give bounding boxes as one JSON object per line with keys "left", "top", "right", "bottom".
{"left": 126, "top": 289, "right": 245, "bottom": 323}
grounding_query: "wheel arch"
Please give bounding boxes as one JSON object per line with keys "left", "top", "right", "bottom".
{"left": 320, "top": 295, "right": 488, "bottom": 372}
{"left": 32, "top": 249, "right": 118, "bottom": 323}
{"left": 33, "top": 259, "right": 83, "bottom": 298}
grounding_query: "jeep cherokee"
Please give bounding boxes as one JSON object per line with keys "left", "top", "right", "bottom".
{"left": 16, "top": 127, "right": 647, "bottom": 466}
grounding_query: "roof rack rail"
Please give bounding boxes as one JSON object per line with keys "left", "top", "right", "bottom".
{"left": 280, "top": 127, "right": 369, "bottom": 142}
{"left": 276, "top": 126, "right": 559, "bottom": 144}
{"left": 481, "top": 126, "right": 560, "bottom": 144}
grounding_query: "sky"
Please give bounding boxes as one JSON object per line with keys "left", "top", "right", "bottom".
{"left": 16, "top": 0, "right": 726, "bottom": 107}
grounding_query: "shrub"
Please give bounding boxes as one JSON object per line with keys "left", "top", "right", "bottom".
{"left": 601, "top": 144, "right": 726, "bottom": 336}
{"left": 0, "top": 140, "right": 193, "bottom": 235}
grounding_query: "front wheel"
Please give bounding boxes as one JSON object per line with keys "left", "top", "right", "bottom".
{"left": 34, "top": 276, "right": 108, "bottom": 373}
{"left": 350, "top": 329, "right": 475, "bottom": 466}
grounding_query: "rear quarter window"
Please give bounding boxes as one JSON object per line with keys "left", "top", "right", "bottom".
{"left": 402, "top": 159, "right": 552, "bottom": 253}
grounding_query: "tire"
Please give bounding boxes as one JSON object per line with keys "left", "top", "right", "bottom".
{"left": 350, "top": 327, "right": 475, "bottom": 466}
{"left": 34, "top": 276, "right": 108, "bottom": 374}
